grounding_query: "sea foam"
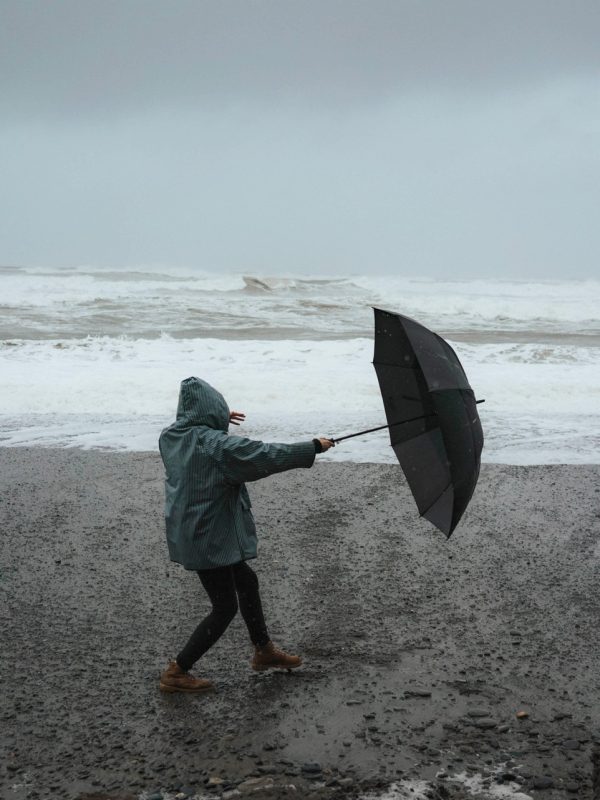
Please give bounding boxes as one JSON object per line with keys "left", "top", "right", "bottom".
{"left": 0, "top": 335, "right": 598, "bottom": 462}
{"left": 1, "top": 266, "right": 598, "bottom": 462}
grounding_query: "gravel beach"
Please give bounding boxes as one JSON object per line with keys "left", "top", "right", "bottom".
{"left": 1, "top": 448, "right": 600, "bottom": 800}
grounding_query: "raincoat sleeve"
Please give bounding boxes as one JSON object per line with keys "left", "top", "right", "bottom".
{"left": 220, "top": 436, "right": 316, "bottom": 484}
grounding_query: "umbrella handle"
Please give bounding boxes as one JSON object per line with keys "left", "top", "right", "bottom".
{"left": 331, "top": 413, "right": 437, "bottom": 444}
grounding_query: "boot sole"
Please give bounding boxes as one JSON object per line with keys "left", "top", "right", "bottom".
{"left": 159, "top": 682, "right": 214, "bottom": 693}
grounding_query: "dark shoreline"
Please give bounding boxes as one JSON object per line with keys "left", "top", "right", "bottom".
{"left": 1, "top": 449, "right": 600, "bottom": 800}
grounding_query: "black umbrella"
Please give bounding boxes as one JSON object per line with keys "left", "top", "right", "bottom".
{"left": 333, "top": 308, "right": 484, "bottom": 537}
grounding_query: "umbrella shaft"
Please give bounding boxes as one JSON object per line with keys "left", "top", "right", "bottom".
{"left": 333, "top": 413, "right": 437, "bottom": 444}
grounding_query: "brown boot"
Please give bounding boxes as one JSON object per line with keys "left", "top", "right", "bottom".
{"left": 159, "top": 660, "right": 214, "bottom": 693}
{"left": 252, "top": 641, "right": 303, "bottom": 672}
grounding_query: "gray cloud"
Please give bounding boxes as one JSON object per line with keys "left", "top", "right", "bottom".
{"left": 2, "top": 0, "right": 599, "bottom": 118}
{"left": 1, "top": 1, "right": 599, "bottom": 278}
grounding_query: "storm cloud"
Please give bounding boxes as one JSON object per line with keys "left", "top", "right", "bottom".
{"left": 1, "top": 1, "right": 599, "bottom": 277}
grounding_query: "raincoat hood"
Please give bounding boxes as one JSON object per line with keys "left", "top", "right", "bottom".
{"left": 175, "top": 377, "right": 230, "bottom": 431}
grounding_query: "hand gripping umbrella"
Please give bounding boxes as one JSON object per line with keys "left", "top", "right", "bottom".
{"left": 333, "top": 308, "right": 484, "bottom": 537}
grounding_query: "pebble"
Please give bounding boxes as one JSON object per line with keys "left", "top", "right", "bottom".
{"left": 442, "top": 722, "right": 459, "bottom": 731}
{"left": 532, "top": 776, "right": 554, "bottom": 790}
{"left": 561, "top": 739, "right": 580, "bottom": 750}
{"left": 301, "top": 761, "right": 323, "bottom": 775}
{"left": 258, "top": 765, "right": 277, "bottom": 774}
{"left": 237, "top": 776, "right": 275, "bottom": 793}
{"left": 473, "top": 718, "right": 497, "bottom": 730}
{"left": 565, "top": 783, "right": 580, "bottom": 793}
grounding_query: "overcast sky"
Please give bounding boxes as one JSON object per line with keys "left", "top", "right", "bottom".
{"left": 1, "top": 0, "right": 599, "bottom": 278}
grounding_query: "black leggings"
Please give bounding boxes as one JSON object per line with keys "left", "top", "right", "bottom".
{"left": 176, "top": 561, "right": 270, "bottom": 671}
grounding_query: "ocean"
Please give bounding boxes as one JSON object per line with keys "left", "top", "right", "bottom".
{"left": 1, "top": 265, "right": 599, "bottom": 464}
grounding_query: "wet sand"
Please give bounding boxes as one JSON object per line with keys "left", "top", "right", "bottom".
{"left": 1, "top": 448, "right": 600, "bottom": 800}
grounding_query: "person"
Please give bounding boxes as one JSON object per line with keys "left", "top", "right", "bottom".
{"left": 157, "top": 376, "right": 334, "bottom": 693}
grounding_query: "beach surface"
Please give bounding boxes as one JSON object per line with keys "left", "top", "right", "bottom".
{"left": 1, "top": 449, "right": 600, "bottom": 800}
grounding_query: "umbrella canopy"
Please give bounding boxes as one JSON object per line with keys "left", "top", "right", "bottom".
{"left": 372, "top": 307, "right": 483, "bottom": 537}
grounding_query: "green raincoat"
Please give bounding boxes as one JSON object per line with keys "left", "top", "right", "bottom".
{"left": 158, "top": 377, "right": 317, "bottom": 570}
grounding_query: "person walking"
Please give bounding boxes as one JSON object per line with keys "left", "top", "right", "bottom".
{"left": 158, "top": 376, "right": 334, "bottom": 693}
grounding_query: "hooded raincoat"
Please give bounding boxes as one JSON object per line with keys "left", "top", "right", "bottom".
{"left": 158, "top": 377, "right": 317, "bottom": 570}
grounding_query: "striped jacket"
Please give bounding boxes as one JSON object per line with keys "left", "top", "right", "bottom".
{"left": 158, "top": 377, "right": 316, "bottom": 570}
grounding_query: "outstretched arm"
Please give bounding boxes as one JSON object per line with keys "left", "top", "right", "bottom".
{"left": 220, "top": 435, "right": 333, "bottom": 484}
